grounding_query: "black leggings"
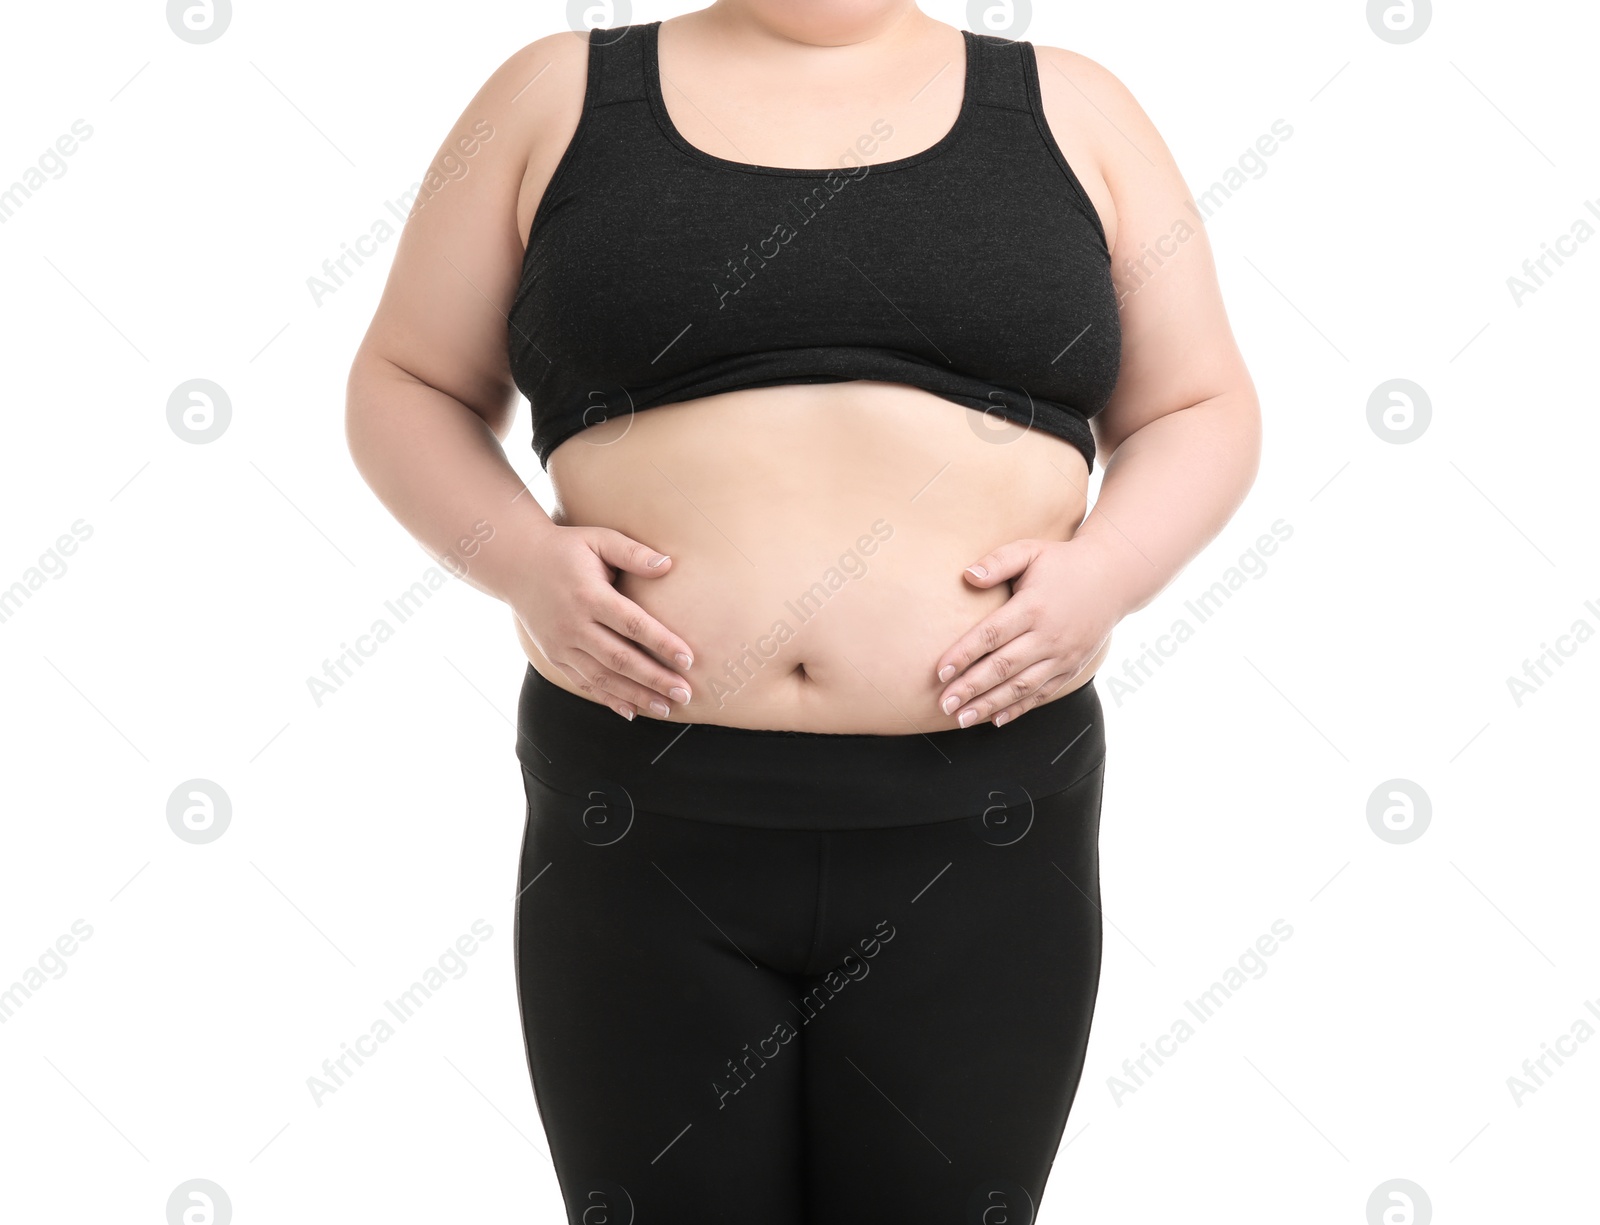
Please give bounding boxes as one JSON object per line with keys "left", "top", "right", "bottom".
{"left": 513, "top": 663, "right": 1107, "bottom": 1225}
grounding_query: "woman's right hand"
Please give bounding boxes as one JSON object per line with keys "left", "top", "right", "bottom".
{"left": 509, "top": 524, "right": 694, "bottom": 721}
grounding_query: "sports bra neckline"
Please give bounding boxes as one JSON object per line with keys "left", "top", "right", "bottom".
{"left": 642, "top": 20, "right": 978, "bottom": 178}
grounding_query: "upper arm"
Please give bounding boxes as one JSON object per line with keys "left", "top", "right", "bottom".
{"left": 348, "top": 31, "right": 589, "bottom": 438}
{"left": 1033, "top": 46, "right": 1257, "bottom": 459}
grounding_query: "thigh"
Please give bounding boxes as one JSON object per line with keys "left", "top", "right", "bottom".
{"left": 800, "top": 761, "right": 1106, "bottom": 1225}
{"left": 514, "top": 768, "right": 818, "bottom": 1225}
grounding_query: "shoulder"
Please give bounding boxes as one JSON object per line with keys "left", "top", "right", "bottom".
{"left": 473, "top": 29, "right": 593, "bottom": 139}
{"left": 1028, "top": 43, "right": 1176, "bottom": 169}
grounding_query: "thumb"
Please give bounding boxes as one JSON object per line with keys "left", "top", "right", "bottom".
{"left": 584, "top": 526, "right": 673, "bottom": 577}
{"left": 963, "top": 538, "right": 1045, "bottom": 587}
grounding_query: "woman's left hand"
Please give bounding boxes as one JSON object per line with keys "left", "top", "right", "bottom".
{"left": 934, "top": 538, "right": 1128, "bottom": 728}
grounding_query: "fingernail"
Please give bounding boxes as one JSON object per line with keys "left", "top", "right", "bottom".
{"left": 650, "top": 700, "right": 671, "bottom": 717}
{"left": 669, "top": 687, "right": 690, "bottom": 704}
{"left": 966, "top": 564, "right": 988, "bottom": 579}
{"left": 938, "top": 665, "right": 955, "bottom": 683}
{"left": 675, "top": 652, "right": 693, "bottom": 669}
{"left": 993, "top": 712, "right": 1011, "bottom": 727}
{"left": 958, "top": 709, "right": 978, "bottom": 728}
{"left": 613, "top": 704, "right": 634, "bottom": 721}
{"left": 942, "top": 694, "right": 961, "bottom": 715}
{"left": 648, "top": 553, "right": 670, "bottom": 568}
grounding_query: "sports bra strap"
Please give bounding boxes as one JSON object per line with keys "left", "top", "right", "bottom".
{"left": 585, "top": 23, "right": 649, "bottom": 108}
{"left": 966, "top": 31, "right": 1033, "bottom": 113}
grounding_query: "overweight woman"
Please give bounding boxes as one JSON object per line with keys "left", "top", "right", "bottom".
{"left": 347, "top": 1, "right": 1259, "bottom": 1220}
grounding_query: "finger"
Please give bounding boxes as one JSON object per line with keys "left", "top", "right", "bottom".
{"left": 554, "top": 658, "right": 637, "bottom": 721}
{"left": 578, "top": 626, "right": 692, "bottom": 710}
{"left": 985, "top": 670, "right": 1077, "bottom": 728}
{"left": 934, "top": 594, "right": 1041, "bottom": 690}
{"left": 940, "top": 635, "right": 1052, "bottom": 725}
{"left": 569, "top": 648, "right": 683, "bottom": 719}
{"left": 961, "top": 538, "right": 1047, "bottom": 588}
{"left": 592, "top": 590, "right": 695, "bottom": 671}
{"left": 584, "top": 526, "right": 674, "bottom": 578}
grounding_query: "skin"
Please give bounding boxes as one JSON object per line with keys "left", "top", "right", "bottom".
{"left": 346, "top": 0, "right": 1260, "bottom": 734}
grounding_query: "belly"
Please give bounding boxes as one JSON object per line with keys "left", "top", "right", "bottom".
{"left": 518, "top": 382, "right": 1106, "bottom": 733}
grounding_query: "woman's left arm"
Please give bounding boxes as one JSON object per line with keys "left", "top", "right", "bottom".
{"left": 934, "top": 46, "right": 1262, "bottom": 727}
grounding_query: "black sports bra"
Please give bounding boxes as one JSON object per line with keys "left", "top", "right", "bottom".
{"left": 508, "top": 21, "right": 1120, "bottom": 471}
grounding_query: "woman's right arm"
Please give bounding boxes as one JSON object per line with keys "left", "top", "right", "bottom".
{"left": 344, "top": 34, "right": 694, "bottom": 719}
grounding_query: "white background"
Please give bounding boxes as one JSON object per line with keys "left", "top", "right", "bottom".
{"left": 1, "top": 0, "right": 1595, "bottom": 1221}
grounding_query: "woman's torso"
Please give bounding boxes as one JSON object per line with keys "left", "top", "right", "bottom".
{"left": 509, "top": 16, "right": 1119, "bottom": 734}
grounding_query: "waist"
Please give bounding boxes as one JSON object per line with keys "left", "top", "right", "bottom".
{"left": 516, "top": 659, "right": 1106, "bottom": 830}
{"left": 529, "top": 381, "right": 1094, "bottom": 733}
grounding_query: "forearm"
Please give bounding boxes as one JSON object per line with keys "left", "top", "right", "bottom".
{"left": 345, "top": 356, "right": 553, "bottom": 605}
{"left": 1074, "top": 391, "right": 1262, "bottom": 615}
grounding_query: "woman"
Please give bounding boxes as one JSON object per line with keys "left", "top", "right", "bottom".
{"left": 347, "top": 1, "right": 1258, "bottom": 1219}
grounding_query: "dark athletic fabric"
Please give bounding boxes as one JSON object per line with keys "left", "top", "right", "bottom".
{"left": 513, "top": 662, "right": 1107, "bottom": 1223}
{"left": 508, "top": 21, "right": 1120, "bottom": 472}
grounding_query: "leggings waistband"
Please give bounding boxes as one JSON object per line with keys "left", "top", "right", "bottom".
{"left": 515, "top": 663, "right": 1105, "bottom": 831}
